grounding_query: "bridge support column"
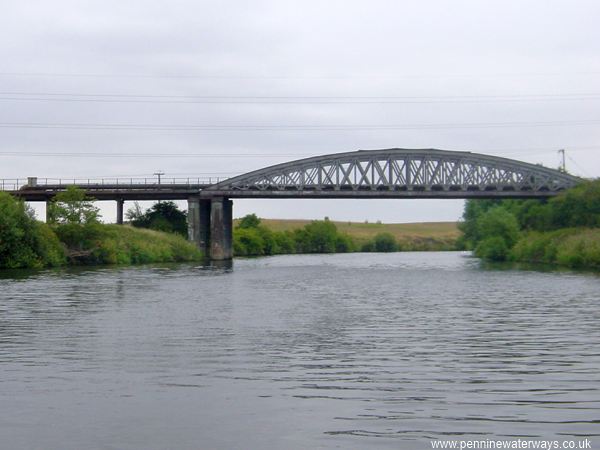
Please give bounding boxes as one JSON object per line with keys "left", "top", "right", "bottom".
{"left": 116, "top": 199, "right": 124, "bottom": 225}
{"left": 46, "top": 200, "right": 52, "bottom": 223}
{"left": 187, "top": 197, "right": 211, "bottom": 255}
{"left": 209, "top": 197, "right": 233, "bottom": 260}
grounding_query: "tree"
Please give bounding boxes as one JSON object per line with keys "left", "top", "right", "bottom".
{"left": 47, "top": 186, "right": 100, "bottom": 225}
{"left": 459, "top": 199, "right": 502, "bottom": 248}
{"left": 131, "top": 201, "right": 188, "bottom": 236}
{"left": 475, "top": 236, "right": 510, "bottom": 261}
{"left": 471, "top": 207, "right": 520, "bottom": 261}
{"left": 511, "top": 199, "right": 552, "bottom": 231}
{"left": 238, "top": 213, "right": 261, "bottom": 229}
{"left": 233, "top": 228, "right": 265, "bottom": 256}
{"left": 476, "top": 207, "right": 520, "bottom": 248}
{"left": 374, "top": 232, "right": 398, "bottom": 252}
{"left": 125, "top": 201, "right": 144, "bottom": 222}
{"left": 300, "top": 219, "right": 338, "bottom": 253}
{"left": 549, "top": 180, "right": 600, "bottom": 228}
{"left": 0, "top": 193, "right": 65, "bottom": 268}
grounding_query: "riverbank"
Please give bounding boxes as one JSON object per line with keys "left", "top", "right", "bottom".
{"left": 0, "top": 191, "right": 203, "bottom": 269}
{"left": 56, "top": 224, "right": 203, "bottom": 265}
{"left": 459, "top": 179, "right": 600, "bottom": 271}
{"left": 511, "top": 228, "right": 600, "bottom": 270}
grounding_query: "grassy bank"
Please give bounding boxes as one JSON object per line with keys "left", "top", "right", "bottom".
{"left": 1, "top": 190, "right": 203, "bottom": 269}
{"left": 511, "top": 228, "right": 600, "bottom": 269}
{"left": 55, "top": 224, "right": 203, "bottom": 265}
{"left": 250, "top": 219, "right": 460, "bottom": 251}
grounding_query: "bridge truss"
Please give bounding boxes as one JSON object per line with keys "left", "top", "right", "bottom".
{"left": 204, "top": 148, "right": 581, "bottom": 198}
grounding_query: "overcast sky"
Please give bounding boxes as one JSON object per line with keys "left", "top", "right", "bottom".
{"left": 1, "top": 0, "right": 599, "bottom": 223}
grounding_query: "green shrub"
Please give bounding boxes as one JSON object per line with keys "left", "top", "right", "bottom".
{"left": 233, "top": 228, "right": 265, "bottom": 256}
{"left": 33, "top": 222, "right": 66, "bottom": 267}
{"left": 47, "top": 186, "right": 100, "bottom": 225}
{"left": 274, "top": 231, "right": 296, "bottom": 254}
{"left": 54, "top": 222, "right": 104, "bottom": 250}
{"left": 335, "top": 234, "right": 355, "bottom": 252}
{"left": 374, "top": 232, "right": 398, "bottom": 252}
{"left": 509, "top": 228, "right": 600, "bottom": 269}
{"left": 549, "top": 180, "right": 600, "bottom": 229}
{"left": 361, "top": 240, "right": 375, "bottom": 252}
{"left": 475, "top": 236, "right": 509, "bottom": 261}
{"left": 130, "top": 201, "right": 188, "bottom": 237}
{"left": 299, "top": 220, "right": 338, "bottom": 253}
{"left": 476, "top": 207, "right": 520, "bottom": 248}
{"left": 0, "top": 193, "right": 66, "bottom": 268}
{"left": 257, "top": 226, "right": 279, "bottom": 255}
{"left": 555, "top": 229, "right": 600, "bottom": 269}
{"left": 233, "top": 215, "right": 356, "bottom": 256}
{"left": 237, "top": 213, "right": 261, "bottom": 229}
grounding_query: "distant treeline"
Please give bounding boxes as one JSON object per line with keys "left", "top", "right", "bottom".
{"left": 234, "top": 214, "right": 351, "bottom": 256}
{"left": 460, "top": 179, "right": 600, "bottom": 269}
{"left": 233, "top": 213, "right": 454, "bottom": 256}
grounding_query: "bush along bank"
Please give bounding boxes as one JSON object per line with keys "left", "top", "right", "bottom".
{"left": 0, "top": 190, "right": 202, "bottom": 269}
{"left": 55, "top": 224, "right": 202, "bottom": 265}
{"left": 459, "top": 179, "right": 600, "bottom": 270}
{"left": 233, "top": 214, "right": 460, "bottom": 257}
{"left": 233, "top": 214, "right": 355, "bottom": 256}
{"left": 0, "top": 192, "right": 65, "bottom": 269}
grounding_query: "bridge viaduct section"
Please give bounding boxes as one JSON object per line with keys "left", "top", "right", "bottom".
{"left": 5, "top": 149, "right": 582, "bottom": 260}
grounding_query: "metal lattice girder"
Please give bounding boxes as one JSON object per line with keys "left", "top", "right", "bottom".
{"left": 203, "top": 148, "right": 583, "bottom": 199}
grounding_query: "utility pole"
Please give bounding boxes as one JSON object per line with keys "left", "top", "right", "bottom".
{"left": 154, "top": 170, "right": 165, "bottom": 186}
{"left": 558, "top": 149, "right": 566, "bottom": 173}
{"left": 154, "top": 170, "right": 165, "bottom": 203}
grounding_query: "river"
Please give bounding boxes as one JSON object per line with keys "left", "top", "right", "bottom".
{"left": 1, "top": 252, "right": 599, "bottom": 449}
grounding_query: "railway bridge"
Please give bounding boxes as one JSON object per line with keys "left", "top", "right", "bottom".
{"left": 4, "top": 148, "right": 582, "bottom": 260}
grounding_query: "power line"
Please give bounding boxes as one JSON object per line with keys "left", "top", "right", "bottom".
{"left": 1, "top": 70, "right": 600, "bottom": 79}
{"left": 0, "top": 151, "right": 305, "bottom": 158}
{"left": 566, "top": 154, "right": 593, "bottom": 177}
{"left": 0, "top": 120, "right": 599, "bottom": 131}
{"left": 8, "top": 91, "right": 600, "bottom": 99}
{"left": 0, "top": 146, "right": 597, "bottom": 159}
{"left": 25, "top": 172, "right": 241, "bottom": 178}
{"left": 1, "top": 92, "right": 600, "bottom": 104}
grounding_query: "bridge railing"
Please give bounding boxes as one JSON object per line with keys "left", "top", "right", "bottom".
{"left": 0, "top": 177, "right": 223, "bottom": 191}
{"left": 0, "top": 179, "right": 24, "bottom": 191}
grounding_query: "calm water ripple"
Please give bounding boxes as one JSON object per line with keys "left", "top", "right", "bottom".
{"left": 0, "top": 252, "right": 599, "bottom": 449}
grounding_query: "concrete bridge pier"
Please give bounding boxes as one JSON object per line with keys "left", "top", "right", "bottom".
{"left": 116, "top": 199, "right": 125, "bottom": 225}
{"left": 187, "top": 196, "right": 232, "bottom": 260}
{"left": 209, "top": 197, "right": 233, "bottom": 260}
{"left": 45, "top": 200, "right": 52, "bottom": 223}
{"left": 187, "top": 197, "right": 212, "bottom": 255}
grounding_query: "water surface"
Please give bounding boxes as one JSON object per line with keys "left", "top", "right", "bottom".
{"left": 1, "top": 253, "right": 599, "bottom": 449}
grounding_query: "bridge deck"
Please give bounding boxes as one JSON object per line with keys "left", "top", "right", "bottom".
{"left": 8, "top": 185, "right": 209, "bottom": 201}
{"left": 202, "top": 188, "right": 562, "bottom": 199}
{"left": 2, "top": 178, "right": 211, "bottom": 201}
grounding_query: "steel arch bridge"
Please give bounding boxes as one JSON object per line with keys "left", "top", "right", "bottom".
{"left": 203, "top": 148, "right": 581, "bottom": 199}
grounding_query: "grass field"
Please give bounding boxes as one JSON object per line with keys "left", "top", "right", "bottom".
{"left": 236, "top": 218, "right": 462, "bottom": 250}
